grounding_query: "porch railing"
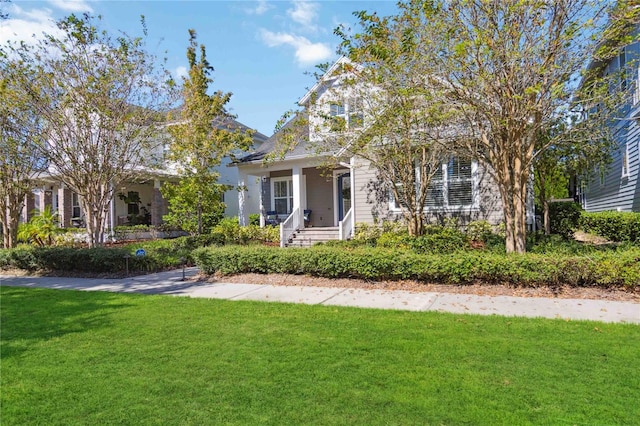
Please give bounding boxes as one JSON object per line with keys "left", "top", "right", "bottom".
{"left": 338, "top": 207, "right": 354, "bottom": 241}
{"left": 280, "top": 207, "right": 301, "bottom": 248}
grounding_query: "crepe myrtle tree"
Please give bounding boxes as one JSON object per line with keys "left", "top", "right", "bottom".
{"left": 338, "top": 0, "right": 628, "bottom": 253}
{"left": 0, "top": 47, "right": 46, "bottom": 248}
{"left": 17, "top": 14, "right": 173, "bottom": 247}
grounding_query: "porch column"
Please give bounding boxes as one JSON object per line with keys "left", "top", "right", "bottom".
{"left": 259, "top": 175, "right": 266, "bottom": 228}
{"left": 238, "top": 170, "right": 248, "bottom": 226}
{"left": 23, "top": 192, "right": 35, "bottom": 222}
{"left": 41, "top": 187, "right": 52, "bottom": 213}
{"left": 350, "top": 157, "right": 356, "bottom": 231}
{"left": 292, "top": 165, "right": 303, "bottom": 225}
{"left": 58, "top": 184, "right": 73, "bottom": 228}
{"left": 151, "top": 179, "right": 165, "bottom": 227}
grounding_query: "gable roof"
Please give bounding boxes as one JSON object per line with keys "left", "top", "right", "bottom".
{"left": 235, "top": 112, "right": 310, "bottom": 164}
{"left": 298, "top": 56, "right": 362, "bottom": 106}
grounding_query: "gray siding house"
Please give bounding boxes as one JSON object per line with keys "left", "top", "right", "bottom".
{"left": 581, "top": 28, "right": 640, "bottom": 212}
{"left": 235, "top": 58, "right": 509, "bottom": 246}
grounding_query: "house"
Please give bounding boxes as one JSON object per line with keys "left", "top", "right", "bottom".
{"left": 235, "top": 58, "right": 510, "bottom": 246}
{"left": 580, "top": 26, "right": 640, "bottom": 212}
{"left": 24, "top": 118, "right": 267, "bottom": 233}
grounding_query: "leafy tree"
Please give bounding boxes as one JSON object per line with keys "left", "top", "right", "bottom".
{"left": 339, "top": 0, "right": 624, "bottom": 253}
{"left": 0, "top": 47, "right": 45, "bottom": 248}
{"left": 15, "top": 14, "right": 172, "bottom": 247}
{"left": 323, "top": 15, "right": 451, "bottom": 236}
{"left": 162, "top": 30, "right": 253, "bottom": 235}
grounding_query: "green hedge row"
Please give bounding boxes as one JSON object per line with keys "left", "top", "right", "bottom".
{"left": 0, "top": 246, "right": 155, "bottom": 274}
{"left": 192, "top": 245, "right": 640, "bottom": 288}
{"left": 579, "top": 211, "right": 640, "bottom": 243}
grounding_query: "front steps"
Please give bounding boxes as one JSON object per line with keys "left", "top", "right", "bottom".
{"left": 285, "top": 227, "right": 340, "bottom": 247}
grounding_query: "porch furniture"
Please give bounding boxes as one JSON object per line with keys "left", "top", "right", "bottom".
{"left": 265, "top": 210, "right": 279, "bottom": 226}
{"left": 303, "top": 209, "right": 312, "bottom": 227}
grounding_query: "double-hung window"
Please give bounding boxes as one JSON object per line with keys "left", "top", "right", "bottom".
{"left": 72, "top": 192, "right": 82, "bottom": 218}
{"left": 446, "top": 157, "right": 474, "bottom": 206}
{"left": 272, "top": 178, "right": 293, "bottom": 215}
{"left": 329, "top": 99, "right": 363, "bottom": 130}
{"left": 390, "top": 157, "right": 476, "bottom": 211}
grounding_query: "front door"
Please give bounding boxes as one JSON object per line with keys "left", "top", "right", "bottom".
{"left": 337, "top": 172, "right": 351, "bottom": 221}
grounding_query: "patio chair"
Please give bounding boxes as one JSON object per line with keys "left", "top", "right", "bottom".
{"left": 265, "top": 210, "right": 279, "bottom": 226}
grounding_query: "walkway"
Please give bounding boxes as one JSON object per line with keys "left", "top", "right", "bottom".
{"left": 1, "top": 268, "right": 638, "bottom": 324}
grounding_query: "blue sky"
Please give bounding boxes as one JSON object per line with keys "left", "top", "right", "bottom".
{"left": 1, "top": 0, "right": 399, "bottom": 136}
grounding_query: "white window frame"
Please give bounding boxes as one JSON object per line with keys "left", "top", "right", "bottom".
{"left": 271, "top": 177, "right": 293, "bottom": 215}
{"left": 389, "top": 159, "right": 479, "bottom": 212}
{"left": 72, "top": 192, "right": 82, "bottom": 218}
{"left": 621, "top": 143, "right": 630, "bottom": 178}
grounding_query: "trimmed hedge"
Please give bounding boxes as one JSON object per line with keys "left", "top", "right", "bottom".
{"left": 0, "top": 246, "right": 155, "bottom": 274}
{"left": 192, "top": 245, "right": 640, "bottom": 288}
{"left": 579, "top": 211, "right": 640, "bottom": 243}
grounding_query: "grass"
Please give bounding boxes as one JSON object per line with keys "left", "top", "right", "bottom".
{"left": 2, "top": 286, "right": 639, "bottom": 425}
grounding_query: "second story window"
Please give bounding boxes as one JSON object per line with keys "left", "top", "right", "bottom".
{"left": 328, "top": 99, "right": 363, "bottom": 131}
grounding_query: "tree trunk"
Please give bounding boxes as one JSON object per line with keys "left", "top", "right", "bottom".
{"left": 498, "top": 166, "right": 529, "bottom": 254}
{"left": 406, "top": 211, "right": 424, "bottom": 236}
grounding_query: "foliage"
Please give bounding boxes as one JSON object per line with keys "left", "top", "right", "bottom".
{"left": 16, "top": 206, "right": 62, "bottom": 247}
{"left": 249, "top": 213, "right": 260, "bottom": 226}
{"left": 209, "top": 217, "right": 279, "bottom": 245}
{"left": 336, "top": 1, "right": 620, "bottom": 252}
{"left": 162, "top": 30, "right": 253, "bottom": 235}
{"left": 11, "top": 14, "right": 172, "bottom": 247}
{"left": 4, "top": 287, "right": 640, "bottom": 425}
{"left": 193, "top": 245, "right": 640, "bottom": 288}
{"left": 548, "top": 202, "right": 583, "bottom": 239}
{"left": 0, "top": 47, "right": 45, "bottom": 248}
{"left": 0, "top": 224, "right": 279, "bottom": 275}
{"left": 161, "top": 175, "right": 226, "bottom": 235}
{"left": 579, "top": 211, "right": 640, "bottom": 243}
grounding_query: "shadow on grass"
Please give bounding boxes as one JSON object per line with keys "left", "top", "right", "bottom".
{"left": 0, "top": 286, "right": 133, "bottom": 359}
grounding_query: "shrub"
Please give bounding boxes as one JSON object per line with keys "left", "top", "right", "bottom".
{"left": 579, "top": 211, "right": 640, "bottom": 243}
{"left": 249, "top": 214, "right": 261, "bottom": 226}
{"left": 192, "top": 245, "right": 640, "bottom": 288}
{"left": 465, "top": 220, "right": 494, "bottom": 242}
{"left": 548, "top": 201, "right": 582, "bottom": 239}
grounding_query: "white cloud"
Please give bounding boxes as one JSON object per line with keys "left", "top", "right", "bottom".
{"left": 244, "top": 0, "right": 273, "bottom": 16}
{"left": 259, "top": 29, "right": 332, "bottom": 66}
{"left": 286, "top": 1, "right": 319, "bottom": 28}
{"left": 174, "top": 66, "right": 188, "bottom": 80}
{"left": 0, "top": 5, "right": 62, "bottom": 44}
{"left": 47, "top": 0, "right": 93, "bottom": 13}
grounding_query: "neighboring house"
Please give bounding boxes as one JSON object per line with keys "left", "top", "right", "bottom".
{"left": 580, "top": 27, "right": 640, "bottom": 212}
{"left": 23, "top": 118, "right": 267, "bottom": 231}
{"left": 235, "top": 58, "right": 511, "bottom": 246}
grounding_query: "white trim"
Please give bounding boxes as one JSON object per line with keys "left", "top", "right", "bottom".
{"left": 270, "top": 175, "right": 306, "bottom": 214}
{"left": 388, "top": 159, "right": 479, "bottom": 212}
{"left": 333, "top": 169, "right": 350, "bottom": 226}
{"left": 621, "top": 143, "right": 630, "bottom": 178}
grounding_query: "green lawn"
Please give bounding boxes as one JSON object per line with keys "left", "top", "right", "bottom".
{"left": 2, "top": 286, "right": 638, "bottom": 425}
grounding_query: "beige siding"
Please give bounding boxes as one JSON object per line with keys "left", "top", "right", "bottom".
{"left": 303, "top": 167, "right": 334, "bottom": 227}
{"left": 353, "top": 157, "right": 382, "bottom": 224}
{"left": 352, "top": 157, "right": 504, "bottom": 226}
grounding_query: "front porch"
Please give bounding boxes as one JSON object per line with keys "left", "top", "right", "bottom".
{"left": 24, "top": 178, "right": 171, "bottom": 235}
{"left": 237, "top": 159, "right": 356, "bottom": 247}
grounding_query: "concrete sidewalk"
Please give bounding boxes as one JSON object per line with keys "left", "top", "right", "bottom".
{"left": 1, "top": 268, "right": 638, "bottom": 324}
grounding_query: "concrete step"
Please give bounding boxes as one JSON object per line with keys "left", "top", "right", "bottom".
{"left": 285, "top": 227, "right": 340, "bottom": 247}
